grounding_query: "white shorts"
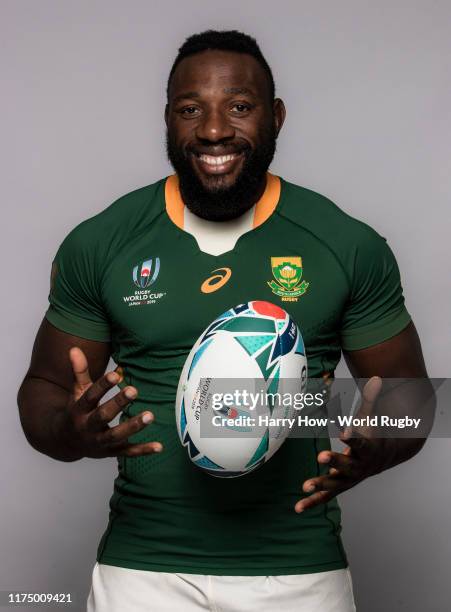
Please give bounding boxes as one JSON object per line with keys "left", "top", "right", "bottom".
{"left": 87, "top": 562, "right": 356, "bottom": 612}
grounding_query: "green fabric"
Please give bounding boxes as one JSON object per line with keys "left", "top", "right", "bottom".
{"left": 45, "top": 176, "right": 410, "bottom": 575}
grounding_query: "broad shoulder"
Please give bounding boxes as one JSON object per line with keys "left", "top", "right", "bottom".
{"left": 57, "top": 178, "right": 166, "bottom": 254}
{"left": 278, "top": 177, "right": 389, "bottom": 259}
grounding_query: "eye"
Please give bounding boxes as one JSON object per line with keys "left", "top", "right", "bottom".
{"left": 179, "top": 106, "right": 200, "bottom": 117}
{"left": 231, "top": 103, "right": 252, "bottom": 114}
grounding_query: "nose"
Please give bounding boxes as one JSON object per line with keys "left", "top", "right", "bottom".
{"left": 195, "top": 108, "right": 235, "bottom": 142}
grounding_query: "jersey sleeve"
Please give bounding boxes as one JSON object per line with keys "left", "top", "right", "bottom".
{"left": 45, "top": 222, "right": 111, "bottom": 342}
{"left": 340, "top": 228, "right": 411, "bottom": 351}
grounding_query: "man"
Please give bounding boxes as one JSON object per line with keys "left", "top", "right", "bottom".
{"left": 18, "top": 30, "right": 432, "bottom": 611}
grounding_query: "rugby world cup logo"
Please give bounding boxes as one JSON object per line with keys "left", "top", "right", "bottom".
{"left": 132, "top": 257, "right": 160, "bottom": 288}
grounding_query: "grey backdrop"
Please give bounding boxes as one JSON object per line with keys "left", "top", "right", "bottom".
{"left": 1, "top": 1, "right": 450, "bottom": 611}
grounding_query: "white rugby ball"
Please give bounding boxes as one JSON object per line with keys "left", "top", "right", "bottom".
{"left": 175, "top": 300, "right": 307, "bottom": 477}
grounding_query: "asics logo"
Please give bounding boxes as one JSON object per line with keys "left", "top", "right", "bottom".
{"left": 201, "top": 268, "right": 232, "bottom": 294}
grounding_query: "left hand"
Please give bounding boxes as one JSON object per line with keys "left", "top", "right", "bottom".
{"left": 295, "top": 376, "right": 391, "bottom": 513}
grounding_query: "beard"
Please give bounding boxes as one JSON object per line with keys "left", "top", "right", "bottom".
{"left": 165, "top": 124, "right": 277, "bottom": 221}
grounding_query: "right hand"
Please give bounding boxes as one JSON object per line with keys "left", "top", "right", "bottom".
{"left": 58, "top": 347, "right": 163, "bottom": 459}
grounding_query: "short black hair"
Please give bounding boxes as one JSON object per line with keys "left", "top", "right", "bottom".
{"left": 167, "top": 29, "right": 275, "bottom": 102}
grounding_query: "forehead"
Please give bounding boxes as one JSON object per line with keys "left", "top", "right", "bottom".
{"left": 168, "top": 50, "right": 270, "bottom": 100}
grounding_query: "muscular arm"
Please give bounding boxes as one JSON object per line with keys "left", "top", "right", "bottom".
{"left": 343, "top": 321, "right": 435, "bottom": 468}
{"left": 344, "top": 321, "right": 427, "bottom": 379}
{"left": 17, "top": 319, "right": 111, "bottom": 461}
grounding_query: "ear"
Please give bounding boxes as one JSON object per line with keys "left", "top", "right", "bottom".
{"left": 273, "top": 98, "right": 286, "bottom": 137}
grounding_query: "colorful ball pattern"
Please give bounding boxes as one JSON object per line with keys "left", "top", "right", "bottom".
{"left": 175, "top": 300, "right": 307, "bottom": 477}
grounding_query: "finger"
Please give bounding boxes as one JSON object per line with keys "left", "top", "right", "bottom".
{"left": 295, "top": 490, "right": 334, "bottom": 513}
{"left": 87, "top": 386, "right": 140, "bottom": 429}
{"left": 69, "top": 347, "right": 92, "bottom": 392}
{"left": 340, "top": 414, "right": 376, "bottom": 447}
{"left": 329, "top": 444, "right": 352, "bottom": 458}
{"left": 75, "top": 371, "right": 121, "bottom": 413}
{"left": 303, "top": 473, "right": 344, "bottom": 494}
{"left": 317, "top": 450, "right": 333, "bottom": 464}
{"left": 318, "top": 451, "right": 354, "bottom": 475}
{"left": 341, "top": 431, "right": 377, "bottom": 458}
{"left": 96, "top": 410, "right": 154, "bottom": 446}
{"left": 114, "top": 366, "right": 124, "bottom": 383}
{"left": 115, "top": 441, "right": 163, "bottom": 457}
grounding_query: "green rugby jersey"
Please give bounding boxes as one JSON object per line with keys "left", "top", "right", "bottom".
{"left": 46, "top": 173, "right": 411, "bottom": 575}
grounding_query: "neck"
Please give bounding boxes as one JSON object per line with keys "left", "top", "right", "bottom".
{"left": 178, "top": 173, "right": 269, "bottom": 222}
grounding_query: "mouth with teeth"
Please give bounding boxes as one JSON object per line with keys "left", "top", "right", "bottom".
{"left": 190, "top": 150, "right": 246, "bottom": 176}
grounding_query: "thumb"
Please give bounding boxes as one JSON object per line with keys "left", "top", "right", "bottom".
{"left": 69, "top": 347, "right": 92, "bottom": 397}
{"left": 340, "top": 376, "right": 383, "bottom": 444}
{"left": 357, "top": 376, "right": 383, "bottom": 419}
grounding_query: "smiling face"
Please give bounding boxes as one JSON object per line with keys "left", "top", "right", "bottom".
{"left": 165, "top": 50, "right": 285, "bottom": 221}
